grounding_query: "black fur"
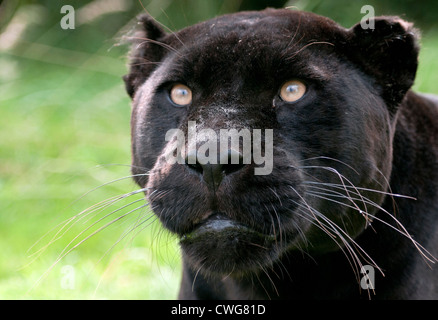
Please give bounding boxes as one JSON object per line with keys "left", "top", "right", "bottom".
{"left": 124, "top": 9, "right": 438, "bottom": 299}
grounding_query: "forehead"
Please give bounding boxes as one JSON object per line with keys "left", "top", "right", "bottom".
{"left": 160, "top": 10, "right": 344, "bottom": 81}
{"left": 166, "top": 9, "right": 344, "bottom": 50}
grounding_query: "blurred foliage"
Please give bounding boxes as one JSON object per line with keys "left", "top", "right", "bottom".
{"left": 288, "top": 0, "right": 438, "bottom": 30}
{"left": 0, "top": 0, "right": 436, "bottom": 299}
{"left": 1, "top": 0, "right": 437, "bottom": 54}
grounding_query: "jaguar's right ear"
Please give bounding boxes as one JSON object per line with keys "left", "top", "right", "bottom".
{"left": 123, "top": 14, "right": 167, "bottom": 99}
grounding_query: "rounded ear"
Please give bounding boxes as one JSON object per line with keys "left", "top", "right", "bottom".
{"left": 123, "top": 14, "right": 167, "bottom": 98}
{"left": 346, "top": 17, "right": 420, "bottom": 111}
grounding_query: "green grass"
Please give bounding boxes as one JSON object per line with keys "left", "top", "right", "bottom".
{"left": 0, "top": 55, "right": 182, "bottom": 299}
{"left": 0, "top": 1, "right": 188, "bottom": 299}
{"left": 414, "top": 31, "right": 438, "bottom": 94}
{"left": 0, "top": 2, "right": 437, "bottom": 300}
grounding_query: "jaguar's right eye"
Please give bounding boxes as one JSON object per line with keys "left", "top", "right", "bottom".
{"left": 169, "top": 84, "right": 192, "bottom": 106}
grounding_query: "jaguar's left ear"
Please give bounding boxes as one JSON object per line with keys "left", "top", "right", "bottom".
{"left": 346, "top": 16, "right": 420, "bottom": 111}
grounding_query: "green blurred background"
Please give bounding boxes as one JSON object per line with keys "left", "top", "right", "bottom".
{"left": 0, "top": 0, "right": 437, "bottom": 299}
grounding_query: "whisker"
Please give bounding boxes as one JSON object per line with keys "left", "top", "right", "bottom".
{"left": 268, "top": 187, "right": 284, "bottom": 247}
{"left": 295, "top": 205, "right": 379, "bottom": 289}
{"left": 293, "top": 204, "right": 365, "bottom": 280}
{"left": 254, "top": 264, "right": 272, "bottom": 300}
{"left": 29, "top": 201, "right": 150, "bottom": 293}
{"left": 303, "top": 181, "right": 416, "bottom": 200}
{"left": 136, "top": 0, "right": 187, "bottom": 50}
{"left": 73, "top": 173, "right": 149, "bottom": 203}
{"left": 298, "top": 165, "right": 369, "bottom": 215}
{"left": 127, "top": 36, "right": 181, "bottom": 56}
{"left": 287, "top": 41, "right": 334, "bottom": 60}
{"left": 297, "top": 156, "right": 361, "bottom": 176}
{"left": 56, "top": 197, "right": 146, "bottom": 259}
{"left": 28, "top": 188, "right": 149, "bottom": 260}
{"left": 95, "top": 209, "right": 157, "bottom": 268}
{"left": 258, "top": 262, "right": 279, "bottom": 297}
{"left": 192, "top": 262, "right": 205, "bottom": 293}
{"left": 290, "top": 186, "right": 337, "bottom": 239}
{"left": 304, "top": 184, "right": 436, "bottom": 264}
{"left": 289, "top": 186, "right": 384, "bottom": 284}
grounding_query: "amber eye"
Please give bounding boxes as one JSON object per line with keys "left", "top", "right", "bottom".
{"left": 279, "top": 80, "right": 306, "bottom": 102}
{"left": 170, "top": 84, "right": 192, "bottom": 106}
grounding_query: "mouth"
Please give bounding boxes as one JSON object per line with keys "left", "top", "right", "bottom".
{"left": 179, "top": 214, "right": 279, "bottom": 276}
{"left": 181, "top": 214, "right": 276, "bottom": 241}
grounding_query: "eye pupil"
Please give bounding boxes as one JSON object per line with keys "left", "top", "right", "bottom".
{"left": 286, "top": 85, "right": 298, "bottom": 93}
{"left": 177, "top": 88, "right": 188, "bottom": 96}
{"left": 280, "top": 80, "right": 306, "bottom": 102}
{"left": 170, "top": 84, "right": 192, "bottom": 106}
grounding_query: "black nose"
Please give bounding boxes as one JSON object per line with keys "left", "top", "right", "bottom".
{"left": 185, "top": 149, "right": 245, "bottom": 191}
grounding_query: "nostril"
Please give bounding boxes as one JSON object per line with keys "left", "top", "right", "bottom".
{"left": 223, "top": 163, "right": 245, "bottom": 175}
{"left": 222, "top": 149, "right": 245, "bottom": 175}
{"left": 185, "top": 149, "right": 245, "bottom": 176}
{"left": 185, "top": 149, "right": 246, "bottom": 191}
{"left": 187, "top": 162, "right": 204, "bottom": 174}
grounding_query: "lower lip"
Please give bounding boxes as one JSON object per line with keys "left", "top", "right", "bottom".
{"left": 180, "top": 215, "right": 275, "bottom": 242}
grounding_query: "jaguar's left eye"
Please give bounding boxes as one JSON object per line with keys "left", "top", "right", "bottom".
{"left": 279, "top": 80, "right": 306, "bottom": 103}
{"left": 170, "top": 84, "right": 192, "bottom": 106}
